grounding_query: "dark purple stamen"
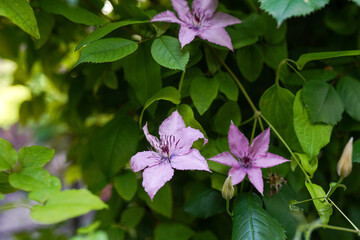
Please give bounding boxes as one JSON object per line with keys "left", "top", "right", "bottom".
{"left": 241, "top": 156, "right": 252, "bottom": 168}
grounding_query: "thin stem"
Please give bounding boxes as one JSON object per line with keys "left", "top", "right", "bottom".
{"left": 226, "top": 200, "right": 233, "bottom": 217}
{"left": 261, "top": 114, "right": 310, "bottom": 180}
{"left": 244, "top": 0, "right": 258, "bottom": 12}
{"left": 325, "top": 177, "right": 344, "bottom": 199}
{"left": 239, "top": 115, "right": 256, "bottom": 126}
{"left": 257, "top": 116, "right": 264, "bottom": 131}
{"left": 178, "top": 71, "right": 186, "bottom": 92}
{"left": 275, "top": 59, "right": 306, "bottom": 85}
{"left": 292, "top": 196, "right": 326, "bottom": 205}
{"left": 320, "top": 224, "right": 360, "bottom": 234}
{"left": 240, "top": 180, "right": 245, "bottom": 193}
{"left": 214, "top": 50, "right": 259, "bottom": 113}
{"left": 327, "top": 198, "right": 359, "bottom": 231}
{"left": 249, "top": 118, "right": 257, "bottom": 144}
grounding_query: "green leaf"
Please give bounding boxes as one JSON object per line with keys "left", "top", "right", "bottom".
{"left": 0, "top": 172, "right": 17, "bottom": 194}
{"left": 9, "top": 167, "right": 61, "bottom": 192}
{"left": 184, "top": 188, "right": 225, "bottom": 218}
{"left": 91, "top": 112, "right": 140, "bottom": 177}
{"left": 151, "top": 36, "right": 190, "bottom": 71}
{"left": 190, "top": 76, "right": 219, "bottom": 115}
{"left": 139, "top": 86, "right": 181, "bottom": 127}
{"left": 120, "top": 206, "right": 145, "bottom": 227}
{"left": 262, "top": 41, "right": 288, "bottom": 70}
{"left": 0, "top": 138, "right": 17, "bottom": 171}
{"left": 236, "top": 45, "right": 263, "bottom": 82}
{"left": 283, "top": 68, "right": 338, "bottom": 86}
{"left": 0, "top": 0, "right": 40, "bottom": 39}
{"left": 75, "top": 38, "right": 138, "bottom": 66}
{"left": 210, "top": 173, "right": 227, "bottom": 192}
{"left": 138, "top": 182, "right": 172, "bottom": 218}
{"left": 302, "top": 81, "right": 344, "bottom": 124}
{"left": 18, "top": 146, "right": 55, "bottom": 168}
{"left": 296, "top": 50, "right": 360, "bottom": 70}
{"left": 293, "top": 153, "right": 318, "bottom": 178}
{"left": 259, "top": 84, "right": 302, "bottom": 152}
{"left": 293, "top": 90, "right": 333, "bottom": 159}
{"left": 28, "top": 176, "right": 62, "bottom": 203}
{"left": 177, "top": 104, "right": 207, "bottom": 138}
{"left": 259, "top": 0, "right": 330, "bottom": 26}
{"left": 305, "top": 182, "right": 332, "bottom": 224}
{"left": 336, "top": 76, "right": 360, "bottom": 121}
{"left": 232, "top": 193, "right": 286, "bottom": 240}
{"left": 39, "top": 0, "right": 106, "bottom": 25}
{"left": 353, "top": 139, "right": 360, "bottom": 163}
{"left": 31, "top": 189, "right": 108, "bottom": 224}
{"left": 213, "top": 101, "right": 241, "bottom": 135}
{"left": 352, "top": 0, "right": 360, "bottom": 6}
{"left": 113, "top": 170, "right": 138, "bottom": 201}
{"left": 33, "top": 11, "right": 55, "bottom": 49}
{"left": 192, "top": 231, "right": 218, "bottom": 240}
{"left": 76, "top": 19, "right": 148, "bottom": 51}
{"left": 124, "top": 42, "right": 162, "bottom": 106}
{"left": 216, "top": 72, "right": 239, "bottom": 101}
{"left": 102, "top": 71, "right": 118, "bottom": 89}
{"left": 154, "top": 223, "right": 194, "bottom": 240}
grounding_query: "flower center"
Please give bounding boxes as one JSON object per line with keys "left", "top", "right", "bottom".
{"left": 159, "top": 135, "right": 178, "bottom": 162}
{"left": 241, "top": 156, "right": 252, "bottom": 168}
{"left": 189, "top": 9, "right": 211, "bottom": 30}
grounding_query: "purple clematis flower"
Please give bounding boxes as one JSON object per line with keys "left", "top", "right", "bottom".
{"left": 209, "top": 122, "right": 289, "bottom": 195}
{"left": 131, "top": 110, "right": 210, "bottom": 200}
{"left": 150, "top": 0, "right": 241, "bottom": 50}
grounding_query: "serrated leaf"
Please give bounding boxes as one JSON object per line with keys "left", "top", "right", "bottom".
{"left": 213, "top": 101, "right": 241, "bottom": 135}
{"left": 155, "top": 223, "right": 194, "bottom": 240}
{"left": 296, "top": 50, "right": 360, "bottom": 70}
{"left": 76, "top": 19, "right": 148, "bottom": 51}
{"left": 336, "top": 76, "right": 360, "bottom": 122}
{"left": 9, "top": 167, "right": 61, "bottom": 192}
{"left": 0, "top": 138, "right": 17, "bottom": 171}
{"left": 124, "top": 42, "right": 162, "bottom": 106}
{"left": 39, "top": 0, "right": 106, "bottom": 25}
{"left": 151, "top": 36, "right": 190, "bottom": 71}
{"left": 305, "top": 182, "right": 332, "bottom": 224}
{"left": 114, "top": 170, "right": 138, "bottom": 201}
{"left": 75, "top": 38, "right": 138, "bottom": 66}
{"left": 0, "top": 0, "right": 40, "bottom": 39}
{"left": 353, "top": 139, "right": 360, "bottom": 163}
{"left": 232, "top": 193, "right": 286, "bottom": 240}
{"left": 293, "top": 90, "right": 332, "bottom": 159}
{"left": 216, "top": 71, "right": 239, "bottom": 101}
{"left": 18, "top": 146, "right": 55, "bottom": 168}
{"left": 259, "top": 84, "right": 302, "bottom": 152}
{"left": 190, "top": 76, "right": 219, "bottom": 115}
{"left": 302, "top": 81, "right": 344, "bottom": 124}
{"left": 259, "top": 0, "right": 330, "bottom": 26}
{"left": 139, "top": 86, "right": 181, "bottom": 127}
{"left": 31, "top": 189, "right": 108, "bottom": 224}
{"left": 236, "top": 45, "right": 263, "bottom": 82}
{"left": 138, "top": 182, "right": 172, "bottom": 218}
{"left": 91, "top": 112, "right": 140, "bottom": 177}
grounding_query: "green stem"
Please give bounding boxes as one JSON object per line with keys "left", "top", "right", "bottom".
{"left": 275, "top": 59, "right": 306, "bottom": 85}
{"left": 249, "top": 118, "right": 257, "bottom": 144}
{"left": 239, "top": 115, "right": 256, "bottom": 126}
{"left": 260, "top": 114, "right": 311, "bottom": 180}
{"left": 327, "top": 198, "right": 359, "bottom": 231}
{"left": 292, "top": 196, "right": 326, "bottom": 205}
{"left": 257, "top": 116, "right": 264, "bottom": 131}
{"left": 226, "top": 199, "right": 233, "bottom": 217}
{"left": 178, "top": 71, "right": 186, "bottom": 93}
{"left": 326, "top": 177, "right": 344, "bottom": 199}
{"left": 244, "top": 0, "right": 258, "bottom": 12}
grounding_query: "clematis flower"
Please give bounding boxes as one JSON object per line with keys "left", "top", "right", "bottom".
{"left": 150, "top": 0, "right": 241, "bottom": 50}
{"left": 131, "top": 110, "right": 210, "bottom": 200}
{"left": 209, "top": 122, "right": 289, "bottom": 195}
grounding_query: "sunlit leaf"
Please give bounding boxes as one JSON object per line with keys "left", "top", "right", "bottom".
{"left": 305, "top": 182, "right": 332, "bottom": 224}
{"left": 0, "top": 138, "right": 17, "bottom": 171}
{"left": 155, "top": 223, "right": 194, "bottom": 240}
{"left": 18, "top": 146, "right": 55, "bottom": 168}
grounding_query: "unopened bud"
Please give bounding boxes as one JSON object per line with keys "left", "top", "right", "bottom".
{"left": 222, "top": 176, "right": 234, "bottom": 200}
{"left": 337, "top": 137, "right": 353, "bottom": 178}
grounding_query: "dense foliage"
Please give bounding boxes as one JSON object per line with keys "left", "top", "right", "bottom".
{"left": 1, "top": 0, "right": 360, "bottom": 239}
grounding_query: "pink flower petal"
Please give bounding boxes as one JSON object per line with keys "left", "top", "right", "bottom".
{"left": 249, "top": 128, "right": 270, "bottom": 158}
{"left": 178, "top": 25, "right": 198, "bottom": 48}
{"left": 252, "top": 152, "right": 289, "bottom": 168}
{"left": 209, "top": 151, "right": 238, "bottom": 167}
{"left": 227, "top": 122, "right": 249, "bottom": 159}
{"left": 142, "top": 161, "right": 174, "bottom": 200}
{"left": 192, "top": 0, "right": 218, "bottom": 17}
{"left": 247, "top": 167, "right": 264, "bottom": 195}
{"left": 143, "top": 123, "right": 160, "bottom": 151}
{"left": 171, "top": 0, "right": 191, "bottom": 22}
{"left": 171, "top": 149, "right": 210, "bottom": 171}
{"left": 229, "top": 167, "right": 246, "bottom": 185}
{"left": 209, "top": 12, "right": 242, "bottom": 28}
{"left": 159, "top": 110, "right": 186, "bottom": 137}
{"left": 175, "top": 127, "right": 207, "bottom": 155}
{"left": 131, "top": 151, "right": 161, "bottom": 172}
{"left": 151, "top": 10, "right": 183, "bottom": 25}
{"left": 199, "top": 27, "right": 233, "bottom": 50}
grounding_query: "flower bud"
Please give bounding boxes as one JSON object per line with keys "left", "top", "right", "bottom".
{"left": 222, "top": 176, "right": 234, "bottom": 200}
{"left": 337, "top": 137, "right": 353, "bottom": 178}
